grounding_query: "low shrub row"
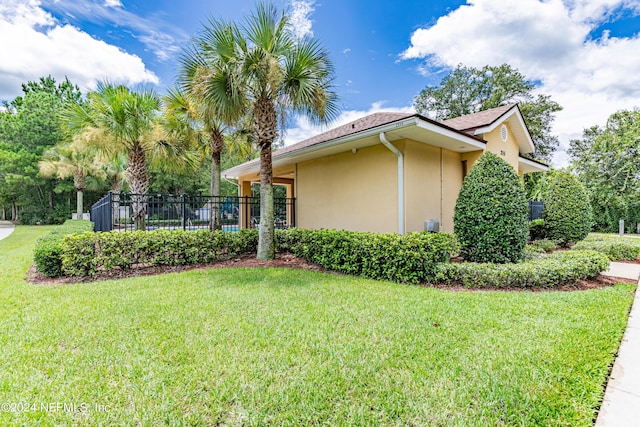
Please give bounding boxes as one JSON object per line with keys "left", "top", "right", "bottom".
{"left": 435, "top": 250, "right": 610, "bottom": 288}
{"left": 277, "top": 229, "right": 460, "bottom": 284}
{"left": 572, "top": 236, "right": 640, "bottom": 261}
{"left": 60, "top": 228, "right": 259, "bottom": 276}
{"left": 33, "top": 220, "right": 95, "bottom": 277}
{"left": 39, "top": 227, "right": 613, "bottom": 289}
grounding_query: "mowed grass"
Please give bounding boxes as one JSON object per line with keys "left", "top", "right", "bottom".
{"left": 0, "top": 227, "right": 636, "bottom": 426}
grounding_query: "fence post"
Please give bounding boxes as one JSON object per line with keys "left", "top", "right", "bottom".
{"left": 619, "top": 219, "right": 624, "bottom": 236}
{"left": 107, "top": 191, "right": 113, "bottom": 232}
{"left": 182, "top": 194, "right": 186, "bottom": 231}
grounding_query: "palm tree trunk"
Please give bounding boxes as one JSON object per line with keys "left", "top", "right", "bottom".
{"left": 127, "top": 142, "right": 149, "bottom": 231}
{"left": 111, "top": 180, "right": 121, "bottom": 228}
{"left": 74, "top": 171, "right": 86, "bottom": 219}
{"left": 209, "top": 129, "right": 224, "bottom": 231}
{"left": 254, "top": 99, "right": 277, "bottom": 260}
{"left": 257, "top": 143, "right": 274, "bottom": 259}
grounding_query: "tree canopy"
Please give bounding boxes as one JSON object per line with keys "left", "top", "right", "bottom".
{"left": 413, "top": 64, "right": 562, "bottom": 162}
{"left": 0, "top": 76, "right": 84, "bottom": 223}
{"left": 569, "top": 109, "right": 640, "bottom": 232}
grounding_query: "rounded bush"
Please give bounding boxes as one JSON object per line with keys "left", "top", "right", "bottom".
{"left": 543, "top": 171, "right": 592, "bottom": 246}
{"left": 454, "top": 152, "right": 528, "bottom": 263}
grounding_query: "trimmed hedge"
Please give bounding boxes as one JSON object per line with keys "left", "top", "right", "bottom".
{"left": 454, "top": 152, "right": 528, "bottom": 263}
{"left": 572, "top": 235, "right": 640, "bottom": 261}
{"left": 61, "top": 228, "right": 259, "bottom": 276}
{"left": 543, "top": 171, "right": 592, "bottom": 246}
{"left": 435, "top": 250, "right": 610, "bottom": 288}
{"left": 57, "top": 227, "right": 459, "bottom": 284}
{"left": 33, "top": 220, "right": 95, "bottom": 277}
{"left": 276, "top": 229, "right": 460, "bottom": 284}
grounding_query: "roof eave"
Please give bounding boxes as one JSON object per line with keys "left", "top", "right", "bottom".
{"left": 518, "top": 156, "right": 549, "bottom": 173}
{"left": 223, "top": 115, "right": 487, "bottom": 179}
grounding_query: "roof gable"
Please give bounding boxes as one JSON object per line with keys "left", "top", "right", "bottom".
{"left": 442, "top": 104, "right": 517, "bottom": 133}
{"left": 442, "top": 104, "right": 535, "bottom": 154}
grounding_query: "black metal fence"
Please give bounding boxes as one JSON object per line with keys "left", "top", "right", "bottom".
{"left": 528, "top": 201, "right": 544, "bottom": 221}
{"left": 91, "top": 192, "right": 296, "bottom": 232}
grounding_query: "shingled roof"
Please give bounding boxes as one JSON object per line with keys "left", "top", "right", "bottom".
{"left": 441, "top": 104, "right": 517, "bottom": 134}
{"left": 223, "top": 103, "right": 544, "bottom": 177}
{"left": 273, "top": 112, "right": 414, "bottom": 158}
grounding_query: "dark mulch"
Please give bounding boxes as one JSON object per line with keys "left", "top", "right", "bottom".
{"left": 25, "top": 253, "right": 635, "bottom": 291}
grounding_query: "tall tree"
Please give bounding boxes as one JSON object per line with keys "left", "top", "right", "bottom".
{"left": 163, "top": 87, "right": 241, "bottom": 230}
{"left": 413, "top": 64, "right": 562, "bottom": 162}
{"left": 178, "top": 14, "right": 261, "bottom": 231}
{"left": 190, "top": 3, "right": 338, "bottom": 259}
{"left": 569, "top": 109, "right": 640, "bottom": 232}
{"left": 61, "top": 83, "right": 191, "bottom": 230}
{"left": 0, "top": 76, "right": 82, "bottom": 223}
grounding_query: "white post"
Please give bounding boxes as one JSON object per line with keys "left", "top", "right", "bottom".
{"left": 619, "top": 219, "right": 624, "bottom": 236}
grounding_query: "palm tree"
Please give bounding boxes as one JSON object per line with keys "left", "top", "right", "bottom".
{"left": 177, "top": 18, "right": 252, "bottom": 231}
{"left": 61, "top": 83, "right": 191, "bottom": 230}
{"left": 38, "top": 141, "right": 106, "bottom": 219}
{"left": 191, "top": 3, "right": 338, "bottom": 259}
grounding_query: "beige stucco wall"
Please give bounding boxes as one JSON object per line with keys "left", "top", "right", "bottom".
{"left": 481, "top": 123, "right": 520, "bottom": 170}
{"left": 404, "top": 140, "right": 461, "bottom": 233}
{"left": 235, "top": 125, "right": 522, "bottom": 234}
{"left": 296, "top": 144, "right": 398, "bottom": 233}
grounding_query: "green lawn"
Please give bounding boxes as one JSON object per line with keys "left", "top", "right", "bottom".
{"left": 0, "top": 226, "right": 635, "bottom": 426}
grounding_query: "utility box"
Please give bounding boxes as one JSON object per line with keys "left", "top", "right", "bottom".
{"left": 424, "top": 219, "right": 439, "bottom": 233}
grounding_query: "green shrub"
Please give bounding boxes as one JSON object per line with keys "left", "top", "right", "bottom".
{"left": 572, "top": 236, "right": 640, "bottom": 261}
{"left": 529, "top": 219, "right": 546, "bottom": 240}
{"left": 454, "top": 152, "right": 528, "bottom": 263}
{"left": 60, "top": 229, "right": 260, "bottom": 276}
{"left": 528, "top": 239, "right": 557, "bottom": 253}
{"left": 276, "top": 228, "right": 459, "bottom": 284}
{"left": 435, "top": 250, "right": 609, "bottom": 288}
{"left": 33, "top": 220, "right": 94, "bottom": 277}
{"left": 522, "top": 245, "right": 545, "bottom": 261}
{"left": 543, "top": 171, "right": 592, "bottom": 246}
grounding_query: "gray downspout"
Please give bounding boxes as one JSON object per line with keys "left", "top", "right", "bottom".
{"left": 379, "top": 132, "right": 405, "bottom": 235}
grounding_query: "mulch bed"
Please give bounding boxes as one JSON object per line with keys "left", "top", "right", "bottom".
{"left": 25, "top": 253, "right": 637, "bottom": 291}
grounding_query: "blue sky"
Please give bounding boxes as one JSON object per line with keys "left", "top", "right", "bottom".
{"left": 1, "top": 0, "right": 640, "bottom": 166}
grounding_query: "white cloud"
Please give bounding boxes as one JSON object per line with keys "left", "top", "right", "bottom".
{"left": 288, "top": 0, "right": 315, "bottom": 39}
{"left": 400, "top": 0, "right": 640, "bottom": 167}
{"left": 41, "top": 0, "right": 186, "bottom": 63}
{"left": 282, "top": 101, "right": 415, "bottom": 146}
{"left": 0, "top": 0, "right": 158, "bottom": 100}
{"left": 342, "top": 48, "right": 351, "bottom": 54}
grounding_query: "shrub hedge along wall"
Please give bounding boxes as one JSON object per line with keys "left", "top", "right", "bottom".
{"left": 543, "top": 171, "right": 592, "bottom": 246}
{"left": 454, "top": 152, "right": 528, "bottom": 263}
{"left": 34, "top": 226, "right": 611, "bottom": 288}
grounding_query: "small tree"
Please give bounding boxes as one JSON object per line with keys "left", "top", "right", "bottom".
{"left": 454, "top": 152, "right": 528, "bottom": 263}
{"left": 543, "top": 171, "right": 592, "bottom": 246}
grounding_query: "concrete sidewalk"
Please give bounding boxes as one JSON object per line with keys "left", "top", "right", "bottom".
{"left": 0, "top": 221, "right": 14, "bottom": 241}
{"left": 596, "top": 261, "right": 640, "bottom": 426}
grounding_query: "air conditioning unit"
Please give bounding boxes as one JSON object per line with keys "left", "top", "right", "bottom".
{"left": 424, "top": 219, "right": 439, "bottom": 232}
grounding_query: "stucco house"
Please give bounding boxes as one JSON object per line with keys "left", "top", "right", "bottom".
{"left": 223, "top": 104, "right": 548, "bottom": 234}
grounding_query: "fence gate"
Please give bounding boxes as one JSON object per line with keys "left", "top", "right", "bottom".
{"left": 528, "top": 201, "right": 544, "bottom": 221}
